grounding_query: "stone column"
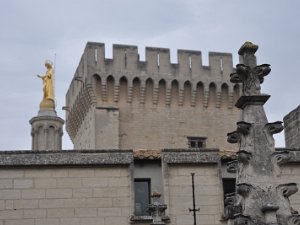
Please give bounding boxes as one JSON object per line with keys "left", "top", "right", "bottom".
{"left": 30, "top": 109, "right": 64, "bottom": 150}
{"left": 226, "top": 42, "right": 299, "bottom": 225}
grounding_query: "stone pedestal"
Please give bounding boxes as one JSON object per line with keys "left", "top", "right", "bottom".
{"left": 30, "top": 109, "right": 64, "bottom": 150}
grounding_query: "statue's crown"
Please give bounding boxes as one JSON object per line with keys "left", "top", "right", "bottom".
{"left": 45, "top": 59, "right": 53, "bottom": 66}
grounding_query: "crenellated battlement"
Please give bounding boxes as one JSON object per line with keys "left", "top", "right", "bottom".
{"left": 65, "top": 42, "right": 241, "bottom": 149}
{"left": 79, "top": 42, "right": 234, "bottom": 78}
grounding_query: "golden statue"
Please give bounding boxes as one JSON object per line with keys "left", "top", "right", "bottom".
{"left": 37, "top": 60, "right": 55, "bottom": 109}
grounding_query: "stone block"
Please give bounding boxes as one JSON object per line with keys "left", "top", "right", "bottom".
{"left": 117, "top": 187, "right": 130, "bottom": 197}
{"left": 80, "top": 217, "right": 105, "bottom": 225}
{"left": 51, "top": 169, "right": 68, "bottom": 178}
{"left": 46, "top": 188, "right": 72, "bottom": 198}
{"left": 4, "top": 219, "right": 35, "bottom": 225}
{"left": 108, "top": 177, "right": 129, "bottom": 187}
{"left": 82, "top": 178, "right": 107, "bottom": 187}
{"left": 75, "top": 207, "right": 97, "bottom": 217}
{"left": 112, "top": 197, "right": 130, "bottom": 207}
{"left": 13, "top": 199, "right": 39, "bottom": 209}
{"left": 21, "top": 189, "right": 45, "bottom": 199}
{"left": 35, "top": 218, "right": 60, "bottom": 225}
{"left": 68, "top": 169, "right": 95, "bottom": 177}
{"left": 57, "top": 178, "right": 82, "bottom": 188}
{"left": 104, "top": 216, "right": 128, "bottom": 225}
{"left": 5, "top": 200, "right": 14, "bottom": 209}
{"left": 93, "top": 188, "right": 117, "bottom": 197}
{"left": 0, "top": 179, "right": 13, "bottom": 189}
{"left": 23, "top": 209, "right": 47, "bottom": 218}
{"left": 73, "top": 188, "right": 93, "bottom": 198}
{"left": 39, "top": 198, "right": 85, "bottom": 208}
{"left": 94, "top": 169, "right": 121, "bottom": 177}
{"left": 34, "top": 178, "right": 57, "bottom": 188}
{"left": 0, "top": 210, "right": 23, "bottom": 219}
{"left": 13, "top": 179, "right": 33, "bottom": 189}
{"left": 0, "top": 190, "right": 20, "bottom": 200}
{"left": 0, "top": 170, "right": 24, "bottom": 178}
{"left": 25, "top": 169, "right": 53, "bottom": 178}
{"left": 85, "top": 198, "right": 112, "bottom": 207}
{"left": 97, "top": 208, "right": 122, "bottom": 217}
{"left": 0, "top": 200, "right": 4, "bottom": 210}
{"left": 47, "top": 208, "right": 75, "bottom": 218}
{"left": 60, "top": 218, "right": 81, "bottom": 225}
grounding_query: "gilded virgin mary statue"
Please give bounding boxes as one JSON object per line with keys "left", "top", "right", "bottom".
{"left": 37, "top": 60, "right": 55, "bottom": 109}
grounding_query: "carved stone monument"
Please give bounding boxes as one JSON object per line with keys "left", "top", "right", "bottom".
{"left": 226, "top": 42, "right": 299, "bottom": 225}
{"left": 30, "top": 60, "right": 64, "bottom": 150}
{"left": 149, "top": 192, "right": 167, "bottom": 225}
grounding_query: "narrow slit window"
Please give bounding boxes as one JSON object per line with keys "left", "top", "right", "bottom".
{"left": 220, "top": 57, "right": 223, "bottom": 73}
{"left": 94, "top": 49, "right": 98, "bottom": 62}
{"left": 157, "top": 53, "right": 160, "bottom": 69}
{"left": 189, "top": 55, "right": 192, "bottom": 72}
{"left": 124, "top": 50, "right": 127, "bottom": 68}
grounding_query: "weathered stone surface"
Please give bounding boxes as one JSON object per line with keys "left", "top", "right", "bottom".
{"left": 30, "top": 110, "right": 64, "bottom": 151}
{"left": 162, "top": 149, "right": 219, "bottom": 164}
{"left": 0, "top": 150, "right": 133, "bottom": 167}
{"left": 228, "top": 42, "right": 298, "bottom": 225}
{"left": 66, "top": 42, "right": 241, "bottom": 152}
{"left": 284, "top": 105, "right": 300, "bottom": 149}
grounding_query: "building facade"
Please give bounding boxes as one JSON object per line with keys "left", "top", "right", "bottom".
{"left": 0, "top": 42, "right": 300, "bottom": 225}
{"left": 65, "top": 42, "right": 241, "bottom": 151}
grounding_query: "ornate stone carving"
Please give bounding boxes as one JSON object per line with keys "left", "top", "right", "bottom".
{"left": 236, "top": 183, "right": 252, "bottom": 198}
{"left": 237, "top": 150, "right": 252, "bottom": 164}
{"left": 227, "top": 131, "right": 240, "bottom": 144}
{"left": 277, "top": 183, "right": 298, "bottom": 198}
{"left": 237, "top": 121, "right": 252, "bottom": 135}
{"left": 148, "top": 192, "right": 167, "bottom": 225}
{"left": 265, "top": 121, "right": 284, "bottom": 135}
{"left": 227, "top": 42, "right": 298, "bottom": 225}
{"left": 227, "top": 160, "right": 238, "bottom": 173}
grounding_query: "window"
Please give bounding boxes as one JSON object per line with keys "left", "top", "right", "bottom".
{"left": 134, "top": 179, "right": 151, "bottom": 216}
{"left": 222, "top": 178, "right": 236, "bottom": 207}
{"left": 187, "top": 137, "right": 206, "bottom": 148}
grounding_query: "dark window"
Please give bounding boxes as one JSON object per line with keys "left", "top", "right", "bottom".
{"left": 134, "top": 179, "right": 151, "bottom": 216}
{"left": 187, "top": 137, "right": 206, "bottom": 148}
{"left": 222, "top": 178, "right": 236, "bottom": 207}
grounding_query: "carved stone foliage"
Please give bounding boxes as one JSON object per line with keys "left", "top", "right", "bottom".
{"left": 227, "top": 42, "right": 299, "bottom": 225}
{"left": 231, "top": 63, "right": 271, "bottom": 96}
{"left": 223, "top": 193, "right": 242, "bottom": 220}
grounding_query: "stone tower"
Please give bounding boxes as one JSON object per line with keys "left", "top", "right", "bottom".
{"left": 65, "top": 42, "right": 242, "bottom": 151}
{"left": 284, "top": 105, "right": 300, "bottom": 149}
{"left": 30, "top": 109, "right": 64, "bottom": 150}
{"left": 30, "top": 60, "right": 64, "bottom": 150}
{"left": 226, "top": 42, "right": 299, "bottom": 225}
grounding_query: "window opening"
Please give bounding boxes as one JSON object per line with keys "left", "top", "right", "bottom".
{"left": 189, "top": 55, "right": 192, "bottom": 72}
{"left": 134, "top": 179, "right": 151, "bottom": 216}
{"left": 222, "top": 178, "right": 236, "bottom": 207}
{"left": 187, "top": 137, "right": 206, "bottom": 148}
{"left": 220, "top": 57, "right": 223, "bottom": 74}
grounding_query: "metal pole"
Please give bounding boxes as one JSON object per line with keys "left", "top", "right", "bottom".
{"left": 189, "top": 172, "right": 200, "bottom": 225}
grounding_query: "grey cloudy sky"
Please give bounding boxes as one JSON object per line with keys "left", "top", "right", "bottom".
{"left": 0, "top": 0, "right": 299, "bottom": 150}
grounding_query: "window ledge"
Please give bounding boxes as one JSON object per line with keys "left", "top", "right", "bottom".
{"left": 130, "top": 215, "right": 170, "bottom": 223}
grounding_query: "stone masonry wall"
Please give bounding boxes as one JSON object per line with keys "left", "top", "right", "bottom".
{"left": 0, "top": 167, "right": 131, "bottom": 225}
{"left": 281, "top": 164, "right": 300, "bottom": 213}
{"left": 120, "top": 106, "right": 239, "bottom": 150}
{"left": 73, "top": 107, "right": 96, "bottom": 149}
{"left": 284, "top": 105, "right": 300, "bottom": 148}
{"left": 66, "top": 42, "right": 242, "bottom": 150}
{"left": 166, "top": 165, "right": 222, "bottom": 225}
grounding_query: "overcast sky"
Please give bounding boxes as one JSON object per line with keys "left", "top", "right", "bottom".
{"left": 0, "top": 0, "right": 299, "bottom": 150}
